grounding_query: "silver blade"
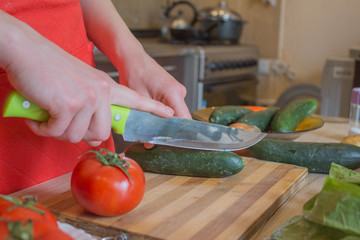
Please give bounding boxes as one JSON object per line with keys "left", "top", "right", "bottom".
{"left": 122, "top": 109, "right": 266, "bottom": 151}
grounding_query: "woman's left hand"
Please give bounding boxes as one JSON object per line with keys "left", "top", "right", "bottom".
{"left": 80, "top": 0, "right": 192, "bottom": 120}
{"left": 120, "top": 52, "right": 192, "bottom": 119}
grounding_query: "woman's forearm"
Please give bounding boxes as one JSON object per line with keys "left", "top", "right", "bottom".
{"left": 79, "top": 0, "right": 144, "bottom": 74}
{"left": 0, "top": 10, "right": 31, "bottom": 72}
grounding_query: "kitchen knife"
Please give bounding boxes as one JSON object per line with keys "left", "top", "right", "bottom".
{"left": 2, "top": 91, "right": 266, "bottom": 151}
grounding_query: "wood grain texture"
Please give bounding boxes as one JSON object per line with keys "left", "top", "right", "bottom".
{"left": 41, "top": 158, "right": 307, "bottom": 240}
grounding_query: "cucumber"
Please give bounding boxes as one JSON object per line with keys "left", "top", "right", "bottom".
{"left": 235, "top": 107, "right": 280, "bottom": 131}
{"left": 247, "top": 139, "right": 360, "bottom": 173}
{"left": 125, "top": 144, "right": 245, "bottom": 178}
{"left": 271, "top": 99, "right": 318, "bottom": 132}
{"left": 209, "top": 106, "right": 253, "bottom": 125}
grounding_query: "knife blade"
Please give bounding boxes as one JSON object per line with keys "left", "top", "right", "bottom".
{"left": 2, "top": 91, "right": 266, "bottom": 151}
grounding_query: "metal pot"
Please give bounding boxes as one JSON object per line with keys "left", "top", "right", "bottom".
{"left": 164, "top": 1, "right": 246, "bottom": 44}
{"left": 197, "top": 1, "right": 246, "bottom": 43}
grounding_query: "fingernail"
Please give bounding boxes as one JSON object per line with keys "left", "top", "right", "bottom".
{"left": 166, "top": 106, "right": 174, "bottom": 116}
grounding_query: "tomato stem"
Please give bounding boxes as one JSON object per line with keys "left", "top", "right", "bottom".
{"left": 0, "top": 195, "right": 46, "bottom": 215}
{"left": 6, "top": 219, "right": 34, "bottom": 240}
{"left": 81, "top": 149, "right": 134, "bottom": 184}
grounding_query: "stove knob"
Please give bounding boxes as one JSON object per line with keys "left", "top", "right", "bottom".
{"left": 223, "top": 62, "right": 232, "bottom": 69}
{"left": 209, "top": 62, "right": 217, "bottom": 71}
{"left": 250, "top": 59, "right": 258, "bottom": 67}
{"left": 217, "top": 62, "right": 225, "bottom": 70}
{"left": 244, "top": 59, "right": 255, "bottom": 67}
{"left": 236, "top": 60, "right": 245, "bottom": 68}
{"left": 229, "top": 61, "right": 237, "bottom": 69}
{"left": 209, "top": 62, "right": 225, "bottom": 71}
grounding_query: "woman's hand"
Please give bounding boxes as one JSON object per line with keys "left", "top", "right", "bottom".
{"left": 119, "top": 52, "right": 192, "bottom": 119}
{"left": 0, "top": 11, "right": 174, "bottom": 146}
{"left": 80, "top": 0, "right": 192, "bottom": 120}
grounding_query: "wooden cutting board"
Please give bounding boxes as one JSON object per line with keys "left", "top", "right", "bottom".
{"left": 42, "top": 158, "right": 307, "bottom": 240}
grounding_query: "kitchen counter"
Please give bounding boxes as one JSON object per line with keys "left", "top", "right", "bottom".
{"left": 11, "top": 116, "right": 351, "bottom": 240}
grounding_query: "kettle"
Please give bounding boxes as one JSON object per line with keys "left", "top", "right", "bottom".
{"left": 171, "top": 10, "right": 191, "bottom": 30}
{"left": 163, "top": 1, "right": 198, "bottom": 30}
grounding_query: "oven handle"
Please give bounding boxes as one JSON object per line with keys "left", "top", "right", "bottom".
{"left": 204, "top": 78, "right": 257, "bottom": 92}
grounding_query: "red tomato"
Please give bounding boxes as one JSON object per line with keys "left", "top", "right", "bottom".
{"left": 71, "top": 149, "right": 145, "bottom": 216}
{"left": 0, "top": 219, "right": 73, "bottom": 240}
{"left": 0, "top": 195, "right": 57, "bottom": 225}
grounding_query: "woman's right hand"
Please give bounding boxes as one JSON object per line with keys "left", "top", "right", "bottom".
{"left": 0, "top": 11, "right": 174, "bottom": 147}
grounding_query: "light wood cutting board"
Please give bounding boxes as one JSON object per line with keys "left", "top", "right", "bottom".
{"left": 41, "top": 158, "right": 307, "bottom": 240}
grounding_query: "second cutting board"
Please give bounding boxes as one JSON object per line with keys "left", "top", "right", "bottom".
{"left": 41, "top": 158, "right": 307, "bottom": 240}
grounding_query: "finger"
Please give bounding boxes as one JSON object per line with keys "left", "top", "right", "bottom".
{"left": 143, "top": 143, "right": 155, "bottom": 149}
{"left": 86, "top": 140, "right": 103, "bottom": 147}
{"left": 160, "top": 89, "right": 192, "bottom": 119}
{"left": 61, "top": 105, "right": 93, "bottom": 143}
{"left": 83, "top": 104, "right": 112, "bottom": 143}
{"left": 111, "top": 85, "right": 174, "bottom": 118}
{"left": 159, "top": 83, "right": 192, "bottom": 119}
{"left": 25, "top": 113, "right": 72, "bottom": 138}
{"left": 170, "top": 99, "right": 192, "bottom": 119}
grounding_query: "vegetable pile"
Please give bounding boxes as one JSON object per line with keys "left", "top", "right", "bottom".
{"left": 0, "top": 195, "right": 73, "bottom": 239}
{"left": 209, "top": 99, "right": 318, "bottom": 132}
{"left": 267, "top": 163, "right": 360, "bottom": 240}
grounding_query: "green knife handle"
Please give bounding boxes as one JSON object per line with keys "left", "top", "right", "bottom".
{"left": 2, "top": 91, "right": 51, "bottom": 121}
{"left": 110, "top": 105, "right": 130, "bottom": 135}
{"left": 2, "top": 91, "right": 130, "bottom": 135}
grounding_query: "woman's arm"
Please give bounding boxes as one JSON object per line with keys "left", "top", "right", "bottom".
{"left": 79, "top": 0, "right": 192, "bottom": 119}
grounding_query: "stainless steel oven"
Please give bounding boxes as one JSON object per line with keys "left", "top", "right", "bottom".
{"left": 140, "top": 41, "right": 259, "bottom": 113}
{"left": 197, "top": 44, "right": 259, "bottom": 109}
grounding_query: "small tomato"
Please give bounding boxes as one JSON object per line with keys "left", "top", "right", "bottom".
{"left": 0, "top": 219, "right": 73, "bottom": 240}
{"left": 71, "top": 149, "right": 145, "bottom": 216}
{"left": 0, "top": 195, "right": 57, "bottom": 225}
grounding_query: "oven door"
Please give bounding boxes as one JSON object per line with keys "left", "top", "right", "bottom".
{"left": 201, "top": 77, "right": 258, "bottom": 108}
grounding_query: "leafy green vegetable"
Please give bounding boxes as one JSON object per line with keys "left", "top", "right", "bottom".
{"left": 303, "top": 178, "right": 360, "bottom": 235}
{"left": 268, "top": 164, "right": 360, "bottom": 239}
{"left": 341, "top": 237, "right": 360, "bottom": 240}
{"left": 329, "top": 163, "right": 360, "bottom": 185}
{"left": 265, "top": 215, "right": 358, "bottom": 240}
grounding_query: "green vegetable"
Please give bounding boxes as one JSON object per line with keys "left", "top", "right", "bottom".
{"left": 267, "top": 164, "right": 360, "bottom": 240}
{"left": 209, "top": 106, "right": 253, "bottom": 125}
{"left": 303, "top": 178, "right": 360, "bottom": 236}
{"left": 247, "top": 139, "right": 360, "bottom": 173}
{"left": 125, "top": 144, "right": 245, "bottom": 178}
{"left": 271, "top": 99, "right": 318, "bottom": 132}
{"left": 266, "top": 215, "right": 359, "bottom": 240}
{"left": 235, "top": 107, "right": 280, "bottom": 131}
{"left": 266, "top": 215, "right": 355, "bottom": 240}
{"left": 329, "top": 163, "right": 360, "bottom": 185}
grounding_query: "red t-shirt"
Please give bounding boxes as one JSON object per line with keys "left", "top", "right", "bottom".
{"left": 0, "top": 0, "right": 115, "bottom": 194}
